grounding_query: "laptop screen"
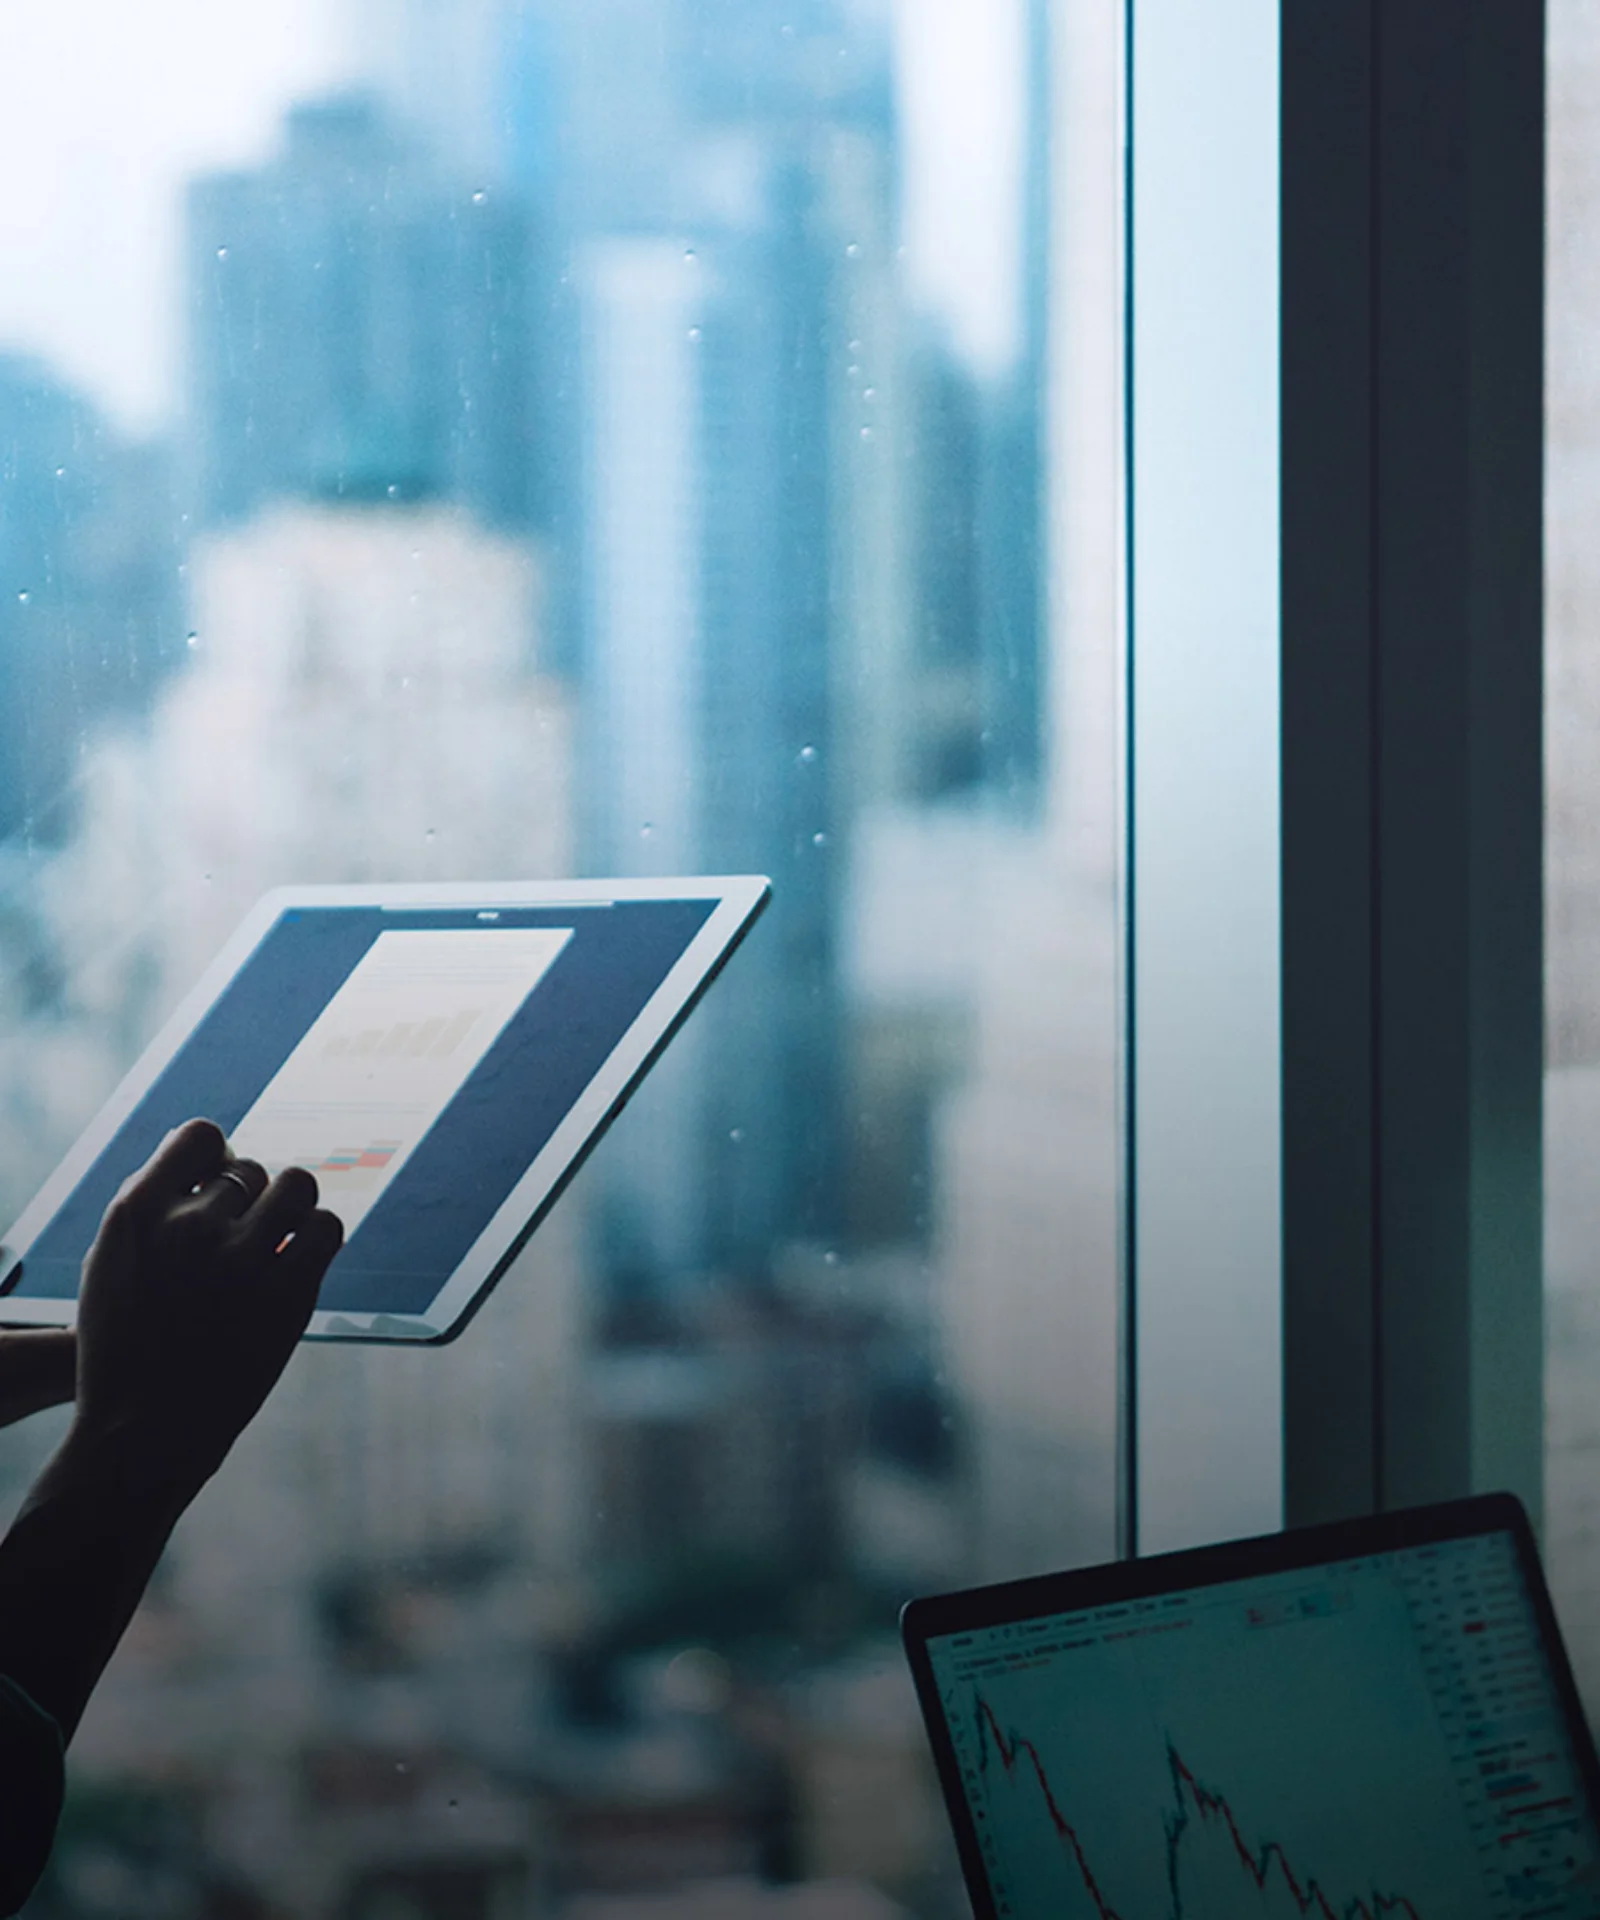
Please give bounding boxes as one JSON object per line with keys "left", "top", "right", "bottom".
{"left": 921, "top": 1526, "right": 1600, "bottom": 1919}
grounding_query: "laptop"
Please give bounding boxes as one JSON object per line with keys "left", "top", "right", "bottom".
{"left": 902, "top": 1493, "right": 1600, "bottom": 1919}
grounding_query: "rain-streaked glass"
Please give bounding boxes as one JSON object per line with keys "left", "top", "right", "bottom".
{"left": 0, "top": 1, "right": 1122, "bottom": 1911}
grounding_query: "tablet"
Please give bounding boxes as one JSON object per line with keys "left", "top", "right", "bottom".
{"left": 0, "top": 878, "right": 769, "bottom": 1343}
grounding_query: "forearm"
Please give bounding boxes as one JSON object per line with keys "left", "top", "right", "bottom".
{"left": 0, "top": 1424, "right": 195, "bottom": 1739}
{"left": 0, "top": 1331, "right": 76, "bottom": 1427}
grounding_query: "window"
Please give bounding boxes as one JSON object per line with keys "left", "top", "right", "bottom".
{"left": 0, "top": 1, "right": 1123, "bottom": 1912}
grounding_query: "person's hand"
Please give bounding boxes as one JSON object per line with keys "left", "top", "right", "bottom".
{"left": 0, "top": 1122, "right": 341, "bottom": 1744}
{"left": 70, "top": 1118, "right": 342, "bottom": 1496}
{"left": 0, "top": 1331, "right": 75, "bottom": 1430}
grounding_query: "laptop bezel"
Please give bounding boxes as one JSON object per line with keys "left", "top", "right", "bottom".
{"left": 902, "top": 1492, "right": 1600, "bottom": 1920}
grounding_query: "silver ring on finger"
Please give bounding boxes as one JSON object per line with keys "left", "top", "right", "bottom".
{"left": 213, "top": 1166, "right": 257, "bottom": 1213}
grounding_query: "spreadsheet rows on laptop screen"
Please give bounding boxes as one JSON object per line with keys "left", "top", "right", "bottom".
{"left": 925, "top": 1532, "right": 1600, "bottom": 1920}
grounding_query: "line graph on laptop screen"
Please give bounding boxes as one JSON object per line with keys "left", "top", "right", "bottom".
{"left": 925, "top": 1534, "right": 1600, "bottom": 1920}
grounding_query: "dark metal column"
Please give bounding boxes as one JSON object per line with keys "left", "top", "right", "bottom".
{"left": 1281, "top": 0, "right": 1545, "bottom": 1525}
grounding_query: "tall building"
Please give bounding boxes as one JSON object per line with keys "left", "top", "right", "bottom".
{"left": 0, "top": 355, "right": 182, "bottom": 844}
{"left": 573, "top": 234, "right": 711, "bottom": 1280}
{"left": 187, "top": 94, "right": 545, "bottom": 533}
{"left": 901, "top": 346, "right": 986, "bottom": 800}
{"left": 574, "top": 121, "right": 885, "bottom": 1285}
{"left": 690, "top": 144, "right": 844, "bottom": 1270}
{"left": 931, "top": 0, "right": 1124, "bottom": 1583}
{"left": 878, "top": 0, "right": 1050, "bottom": 817}
{"left": 337, "top": 1, "right": 1070, "bottom": 1302}
{"left": 976, "top": 0, "right": 1051, "bottom": 813}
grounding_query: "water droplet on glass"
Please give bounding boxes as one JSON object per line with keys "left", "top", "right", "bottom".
{"left": 15, "top": 590, "right": 28, "bottom": 605}
{"left": 53, "top": 466, "right": 64, "bottom": 479}
{"left": 387, "top": 483, "right": 399, "bottom": 498}
{"left": 640, "top": 822, "right": 654, "bottom": 839}
{"left": 845, "top": 242, "right": 860, "bottom": 258}
{"left": 687, "top": 326, "right": 702, "bottom": 342}
{"left": 215, "top": 246, "right": 229, "bottom": 261}
{"left": 848, "top": 339, "right": 863, "bottom": 354}
{"left": 395, "top": 1762, "right": 408, "bottom": 1775}
{"left": 471, "top": 189, "right": 488, "bottom": 205}
{"left": 729, "top": 1127, "right": 746, "bottom": 1144}
{"left": 863, "top": 387, "right": 876, "bottom": 402}
{"left": 683, "top": 248, "right": 697, "bottom": 265}
{"left": 448, "top": 1798, "right": 460, "bottom": 1810}
{"left": 424, "top": 828, "right": 436, "bottom": 843}
{"left": 812, "top": 831, "right": 828, "bottom": 847}
{"left": 798, "top": 744, "right": 818, "bottom": 765}
{"left": 859, "top": 426, "right": 873, "bottom": 440}
{"left": 185, "top": 631, "right": 198, "bottom": 648}
{"left": 823, "top": 1249, "right": 839, "bottom": 1267}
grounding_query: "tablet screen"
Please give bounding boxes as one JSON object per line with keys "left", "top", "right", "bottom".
{"left": 12, "top": 898, "right": 718, "bottom": 1316}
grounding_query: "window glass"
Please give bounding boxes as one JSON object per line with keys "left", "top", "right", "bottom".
{"left": 0, "top": 1, "right": 1122, "bottom": 1911}
{"left": 1548, "top": 0, "right": 1600, "bottom": 1722}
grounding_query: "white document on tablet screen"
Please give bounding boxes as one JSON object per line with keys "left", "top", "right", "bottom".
{"left": 229, "top": 926, "right": 572, "bottom": 1238}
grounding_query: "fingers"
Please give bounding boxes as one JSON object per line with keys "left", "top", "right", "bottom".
{"left": 275, "top": 1209, "right": 344, "bottom": 1305}
{"left": 263, "top": 1209, "right": 343, "bottom": 1346}
{"left": 185, "top": 1157, "right": 270, "bottom": 1230}
{"left": 236, "top": 1165, "right": 322, "bottom": 1257}
{"left": 114, "top": 1120, "right": 229, "bottom": 1225}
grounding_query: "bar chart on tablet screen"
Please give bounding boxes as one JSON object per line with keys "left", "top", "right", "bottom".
{"left": 230, "top": 927, "right": 571, "bottom": 1237}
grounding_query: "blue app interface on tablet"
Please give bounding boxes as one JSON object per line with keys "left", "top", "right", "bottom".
{"left": 15, "top": 899, "right": 716, "bottom": 1314}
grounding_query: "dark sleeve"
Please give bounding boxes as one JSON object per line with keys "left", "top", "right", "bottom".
{"left": 0, "top": 1673, "right": 64, "bottom": 1916}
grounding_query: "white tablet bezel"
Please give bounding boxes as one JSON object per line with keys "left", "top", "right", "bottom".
{"left": 0, "top": 876, "right": 770, "bottom": 1343}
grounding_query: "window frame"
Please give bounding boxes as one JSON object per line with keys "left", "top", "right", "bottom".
{"left": 1127, "top": 0, "right": 1546, "bottom": 1546}
{"left": 1127, "top": 0, "right": 1284, "bottom": 1555}
{"left": 1275, "top": 0, "right": 1545, "bottom": 1527}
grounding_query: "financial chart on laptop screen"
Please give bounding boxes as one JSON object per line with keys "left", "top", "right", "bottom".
{"left": 922, "top": 1531, "right": 1600, "bottom": 1920}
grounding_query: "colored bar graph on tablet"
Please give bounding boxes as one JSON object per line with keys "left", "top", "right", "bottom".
{"left": 230, "top": 927, "right": 571, "bottom": 1238}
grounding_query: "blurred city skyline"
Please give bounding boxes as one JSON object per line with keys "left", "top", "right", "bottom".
{"left": 0, "top": 0, "right": 1125, "bottom": 1908}
{"left": 0, "top": 0, "right": 1028, "bottom": 433}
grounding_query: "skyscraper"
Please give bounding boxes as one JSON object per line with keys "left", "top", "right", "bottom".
{"left": 187, "top": 94, "right": 544, "bottom": 534}
{"left": 689, "top": 147, "right": 843, "bottom": 1268}
{"left": 568, "top": 64, "right": 898, "bottom": 1283}
{"left": 0, "top": 356, "right": 182, "bottom": 844}
{"left": 975, "top": 0, "right": 1051, "bottom": 813}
